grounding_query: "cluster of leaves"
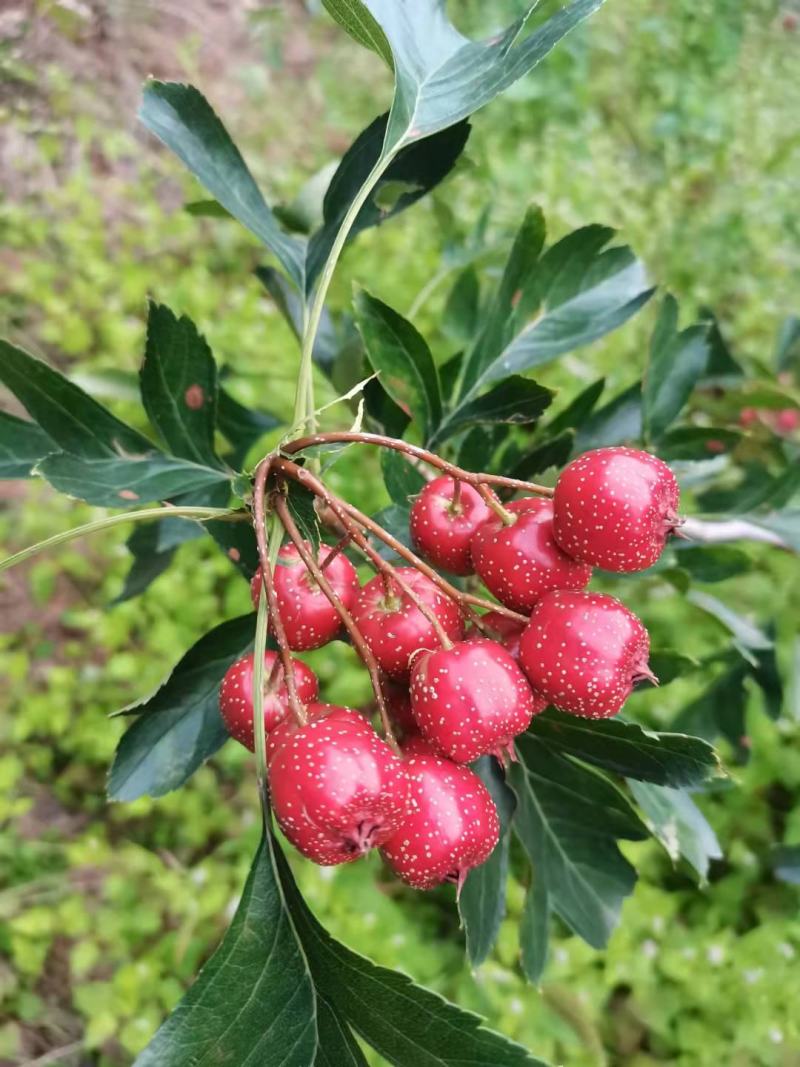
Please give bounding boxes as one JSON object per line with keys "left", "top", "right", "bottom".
{"left": 2, "top": 0, "right": 799, "bottom": 1063}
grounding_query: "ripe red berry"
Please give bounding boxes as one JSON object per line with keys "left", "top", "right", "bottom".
{"left": 250, "top": 541, "right": 360, "bottom": 651}
{"left": 470, "top": 497, "right": 592, "bottom": 613}
{"left": 352, "top": 569, "right": 464, "bottom": 679}
{"left": 381, "top": 737, "right": 499, "bottom": 892}
{"left": 518, "top": 590, "right": 654, "bottom": 718}
{"left": 552, "top": 447, "right": 680, "bottom": 572}
{"left": 470, "top": 610, "right": 526, "bottom": 661}
{"left": 219, "top": 651, "right": 319, "bottom": 749}
{"left": 409, "top": 476, "right": 494, "bottom": 575}
{"left": 268, "top": 704, "right": 409, "bottom": 865}
{"left": 775, "top": 408, "right": 800, "bottom": 435}
{"left": 410, "top": 638, "right": 543, "bottom": 763}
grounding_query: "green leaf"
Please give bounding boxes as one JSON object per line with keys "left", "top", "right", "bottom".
{"left": 322, "top": 0, "right": 394, "bottom": 69}
{"left": 285, "top": 481, "right": 321, "bottom": 553}
{"left": 473, "top": 228, "right": 652, "bottom": 393}
{"left": 37, "top": 451, "right": 231, "bottom": 508}
{"left": 698, "top": 308, "right": 743, "bottom": 379}
{"left": 369, "top": 503, "right": 414, "bottom": 560}
{"left": 674, "top": 660, "right": 749, "bottom": 755}
{"left": 380, "top": 449, "right": 426, "bottom": 505}
{"left": 459, "top": 756, "right": 516, "bottom": 967}
{"left": 140, "top": 82, "right": 306, "bottom": 289}
{"left": 647, "top": 649, "right": 700, "bottom": 685}
{"left": 520, "top": 877, "right": 550, "bottom": 986}
{"left": 255, "top": 266, "right": 339, "bottom": 377}
{"left": 315, "top": 995, "right": 369, "bottom": 1066}
{"left": 135, "top": 835, "right": 317, "bottom": 1067}
{"left": 307, "top": 114, "right": 470, "bottom": 290}
{"left": 545, "top": 377, "right": 605, "bottom": 437}
{"left": 659, "top": 426, "right": 742, "bottom": 461}
{"left": 108, "top": 614, "right": 254, "bottom": 801}
{"left": 431, "top": 376, "right": 553, "bottom": 446}
{"left": 529, "top": 710, "right": 718, "bottom": 788}
{"left": 575, "top": 383, "right": 642, "bottom": 450}
{"left": 115, "top": 518, "right": 204, "bottom": 603}
{"left": 442, "top": 267, "right": 481, "bottom": 346}
{"left": 775, "top": 314, "right": 800, "bottom": 374}
{"left": 0, "top": 410, "right": 55, "bottom": 478}
{"left": 748, "top": 638, "right": 783, "bottom": 720}
{"left": 673, "top": 545, "right": 751, "bottom": 583}
{"left": 746, "top": 509, "right": 800, "bottom": 552}
{"left": 505, "top": 431, "right": 574, "bottom": 481}
{"left": 217, "top": 386, "right": 281, "bottom": 468}
{"left": 687, "top": 590, "right": 772, "bottom": 663}
{"left": 456, "top": 425, "right": 508, "bottom": 473}
{"left": 509, "top": 735, "right": 647, "bottom": 948}
{"left": 772, "top": 845, "right": 800, "bottom": 885}
{"left": 355, "top": 291, "right": 441, "bottom": 439}
{"left": 643, "top": 296, "right": 710, "bottom": 441}
{"left": 0, "top": 338, "right": 152, "bottom": 458}
{"left": 140, "top": 302, "right": 223, "bottom": 469}
{"left": 628, "top": 781, "right": 722, "bottom": 882}
{"left": 365, "top": 0, "right": 607, "bottom": 150}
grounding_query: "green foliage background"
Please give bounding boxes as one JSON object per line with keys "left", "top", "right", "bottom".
{"left": 1, "top": 1, "right": 799, "bottom": 1064}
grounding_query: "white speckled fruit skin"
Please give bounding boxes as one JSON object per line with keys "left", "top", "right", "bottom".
{"left": 552, "top": 447, "right": 679, "bottom": 573}
{"left": 218, "top": 651, "right": 319, "bottom": 750}
{"left": 410, "top": 638, "right": 544, "bottom": 763}
{"left": 519, "top": 590, "right": 651, "bottom": 718}
{"left": 409, "top": 476, "right": 494, "bottom": 575}
{"left": 268, "top": 704, "right": 409, "bottom": 866}
{"left": 250, "top": 541, "right": 361, "bottom": 651}
{"left": 352, "top": 568, "right": 465, "bottom": 680}
{"left": 470, "top": 497, "right": 593, "bottom": 613}
{"left": 380, "top": 739, "right": 499, "bottom": 891}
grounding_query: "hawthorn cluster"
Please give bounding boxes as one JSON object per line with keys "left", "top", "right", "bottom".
{"left": 219, "top": 439, "right": 680, "bottom": 891}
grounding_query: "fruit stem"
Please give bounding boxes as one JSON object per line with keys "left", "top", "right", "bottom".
{"left": 477, "top": 482, "right": 516, "bottom": 526}
{"left": 253, "top": 458, "right": 308, "bottom": 730}
{"left": 273, "top": 492, "right": 401, "bottom": 754}
{"left": 449, "top": 476, "right": 463, "bottom": 514}
{"left": 281, "top": 431, "right": 554, "bottom": 498}
{"left": 319, "top": 534, "right": 352, "bottom": 571}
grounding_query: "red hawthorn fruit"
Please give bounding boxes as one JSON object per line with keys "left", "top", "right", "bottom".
{"left": 250, "top": 542, "right": 360, "bottom": 651}
{"left": 410, "top": 638, "right": 543, "bottom": 763}
{"left": 739, "top": 407, "right": 759, "bottom": 428}
{"left": 382, "top": 679, "right": 419, "bottom": 739}
{"left": 380, "top": 737, "right": 499, "bottom": 892}
{"left": 352, "top": 568, "right": 464, "bottom": 679}
{"left": 470, "top": 497, "right": 592, "bottom": 612}
{"left": 552, "top": 447, "right": 681, "bottom": 572}
{"left": 409, "top": 476, "right": 495, "bottom": 575}
{"left": 219, "top": 651, "right": 319, "bottom": 749}
{"left": 471, "top": 610, "right": 526, "bottom": 662}
{"left": 775, "top": 408, "right": 800, "bottom": 435}
{"left": 519, "top": 590, "right": 655, "bottom": 718}
{"left": 267, "top": 704, "right": 409, "bottom": 865}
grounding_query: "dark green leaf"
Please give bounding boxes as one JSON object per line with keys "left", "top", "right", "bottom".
{"left": 135, "top": 836, "right": 317, "bottom": 1067}
{"left": 37, "top": 451, "right": 231, "bottom": 508}
{"left": 772, "top": 845, "right": 800, "bottom": 885}
{"left": 431, "top": 376, "right": 553, "bottom": 446}
{"left": 0, "top": 410, "right": 55, "bottom": 478}
{"left": 370, "top": 503, "right": 414, "bottom": 560}
{"left": 285, "top": 481, "right": 321, "bottom": 553}
{"left": 442, "top": 267, "right": 481, "bottom": 346}
{"left": 545, "top": 378, "right": 605, "bottom": 437}
{"left": 673, "top": 545, "right": 751, "bottom": 583}
{"left": 108, "top": 614, "right": 254, "bottom": 801}
{"left": 505, "top": 431, "right": 573, "bottom": 481}
{"left": 0, "top": 338, "right": 152, "bottom": 458}
{"left": 628, "top": 781, "right": 722, "bottom": 882}
{"left": 380, "top": 449, "right": 426, "bottom": 505}
{"left": 459, "top": 756, "right": 516, "bottom": 967}
{"left": 314, "top": 996, "right": 369, "bottom": 1066}
{"left": 183, "top": 198, "right": 233, "bottom": 218}
{"left": 363, "top": 376, "right": 411, "bottom": 438}
{"left": 674, "top": 661, "right": 749, "bottom": 756}
{"left": 115, "top": 518, "right": 204, "bottom": 604}
{"left": 509, "top": 736, "right": 647, "bottom": 948}
{"left": 456, "top": 425, "right": 508, "bottom": 473}
{"left": 307, "top": 114, "right": 469, "bottom": 290}
{"left": 643, "top": 296, "right": 710, "bottom": 441}
{"left": 647, "top": 649, "right": 700, "bottom": 685}
{"left": 255, "top": 266, "right": 339, "bottom": 376}
{"left": 206, "top": 518, "right": 260, "bottom": 579}
{"left": 529, "top": 709, "right": 718, "bottom": 788}
{"left": 520, "top": 877, "right": 549, "bottom": 986}
{"left": 659, "top": 426, "right": 742, "bottom": 461}
{"left": 140, "top": 302, "right": 223, "bottom": 469}
{"left": 746, "top": 509, "right": 800, "bottom": 552}
{"left": 355, "top": 291, "right": 441, "bottom": 439}
{"left": 321, "top": 0, "right": 394, "bottom": 69}
{"left": 749, "top": 638, "right": 783, "bottom": 720}
{"left": 140, "top": 82, "right": 306, "bottom": 289}
{"left": 687, "top": 590, "right": 772, "bottom": 663}
{"left": 575, "top": 383, "right": 642, "bottom": 450}
{"left": 217, "top": 386, "right": 281, "bottom": 469}
{"left": 698, "top": 308, "right": 743, "bottom": 378}
{"left": 775, "top": 315, "right": 800, "bottom": 374}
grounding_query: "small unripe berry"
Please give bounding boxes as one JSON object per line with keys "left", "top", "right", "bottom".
{"left": 519, "top": 590, "right": 654, "bottom": 718}
{"left": 268, "top": 704, "right": 409, "bottom": 865}
{"left": 471, "top": 497, "right": 592, "bottom": 612}
{"left": 410, "top": 638, "right": 543, "bottom": 763}
{"left": 381, "top": 738, "right": 499, "bottom": 892}
{"left": 352, "top": 569, "right": 464, "bottom": 679}
{"left": 409, "top": 476, "right": 494, "bottom": 575}
{"left": 471, "top": 610, "right": 526, "bottom": 662}
{"left": 219, "top": 651, "right": 318, "bottom": 749}
{"left": 250, "top": 541, "right": 360, "bottom": 651}
{"left": 552, "top": 447, "right": 680, "bottom": 572}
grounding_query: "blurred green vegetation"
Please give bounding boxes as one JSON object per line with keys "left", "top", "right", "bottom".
{"left": 1, "top": 1, "right": 799, "bottom": 1064}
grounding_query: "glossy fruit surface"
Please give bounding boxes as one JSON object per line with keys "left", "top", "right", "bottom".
{"left": 250, "top": 542, "right": 360, "bottom": 650}
{"left": 268, "top": 704, "right": 409, "bottom": 865}
{"left": 352, "top": 568, "right": 464, "bottom": 679}
{"left": 519, "top": 591, "right": 654, "bottom": 718}
{"left": 219, "top": 651, "right": 318, "bottom": 749}
{"left": 410, "top": 638, "right": 542, "bottom": 763}
{"left": 409, "top": 476, "right": 494, "bottom": 575}
{"left": 552, "top": 447, "right": 680, "bottom": 572}
{"left": 381, "top": 738, "right": 499, "bottom": 891}
{"left": 470, "top": 497, "right": 592, "bottom": 613}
